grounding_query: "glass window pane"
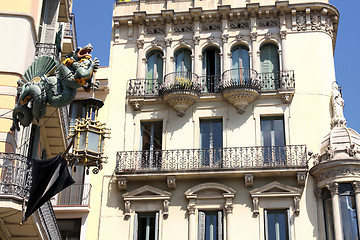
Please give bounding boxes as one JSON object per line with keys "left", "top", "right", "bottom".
{"left": 205, "top": 211, "right": 218, "bottom": 240}
{"left": 339, "top": 183, "right": 359, "bottom": 240}
{"left": 212, "top": 121, "right": 223, "bottom": 148}
{"left": 57, "top": 219, "right": 81, "bottom": 240}
{"left": 200, "top": 121, "right": 211, "bottom": 149}
{"left": 87, "top": 131, "right": 100, "bottom": 152}
{"left": 266, "top": 210, "right": 289, "bottom": 240}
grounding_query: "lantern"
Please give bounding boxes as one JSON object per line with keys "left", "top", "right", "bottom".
{"left": 67, "top": 98, "right": 110, "bottom": 174}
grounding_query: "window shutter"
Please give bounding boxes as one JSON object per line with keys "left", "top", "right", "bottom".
{"left": 264, "top": 210, "right": 269, "bottom": 240}
{"left": 184, "top": 50, "right": 192, "bottom": 72}
{"left": 156, "top": 54, "right": 163, "bottom": 84}
{"left": 133, "top": 213, "right": 138, "bottom": 240}
{"left": 155, "top": 212, "right": 159, "bottom": 240}
{"left": 198, "top": 211, "right": 205, "bottom": 240}
{"left": 218, "top": 210, "right": 223, "bottom": 240}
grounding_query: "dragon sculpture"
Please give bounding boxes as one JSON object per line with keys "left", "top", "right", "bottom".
{"left": 13, "top": 44, "right": 100, "bottom": 130}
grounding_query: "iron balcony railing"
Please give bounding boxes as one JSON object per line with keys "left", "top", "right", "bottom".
{"left": 64, "top": 13, "right": 78, "bottom": 49}
{"left": 53, "top": 183, "right": 91, "bottom": 206}
{"left": 35, "top": 43, "right": 60, "bottom": 61}
{"left": 218, "top": 68, "right": 261, "bottom": 91}
{"left": 0, "top": 153, "right": 31, "bottom": 199}
{"left": 259, "top": 70, "right": 295, "bottom": 90}
{"left": 127, "top": 78, "right": 161, "bottom": 97}
{"left": 160, "top": 72, "right": 202, "bottom": 94}
{"left": 116, "top": 145, "right": 307, "bottom": 173}
{"left": 200, "top": 75, "right": 222, "bottom": 94}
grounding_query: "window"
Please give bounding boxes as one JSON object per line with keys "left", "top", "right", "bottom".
{"left": 322, "top": 188, "right": 335, "bottom": 240}
{"left": 146, "top": 50, "right": 163, "bottom": 94}
{"left": 200, "top": 119, "right": 223, "bottom": 167}
{"left": 175, "top": 48, "right": 192, "bottom": 73}
{"left": 260, "top": 43, "right": 280, "bottom": 90}
{"left": 265, "top": 209, "right": 289, "bottom": 240}
{"left": 339, "top": 183, "right": 359, "bottom": 240}
{"left": 260, "top": 117, "right": 285, "bottom": 164}
{"left": 202, "top": 47, "right": 221, "bottom": 93}
{"left": 57, "top": 166, "right": 85, "bottom": 205}
{"left": 134, "top": 212, "right": 159, "bottom": 240}
{"left": 198, "top": 211, "right": 223, "bottom": 240}
{"left": 231, "top": 45, "right": 250, "bottom": 85}
{"left": 57, "top": 218, "right": 81, "bottom": 240}
{"left": 141, "top": 121, "right": 162, "bottom": 169}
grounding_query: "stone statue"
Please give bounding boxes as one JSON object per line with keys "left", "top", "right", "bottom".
{"left": 331, "top": 82, "right": 346, "bottom": 128}
{"left": 13, "top": 44, "right": 100, "bottom": 130}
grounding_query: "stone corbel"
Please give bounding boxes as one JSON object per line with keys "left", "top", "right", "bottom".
{"left": 128, "top": 20, "right": 133, "bottom": 37}
{"left": 305, "top": 8, "right": 311, "bottom": 30}
{"left": 265, "top": 33, "right": 272, "bottom": 40}
{"left": 346, "top": 143, "right": 357, "bottom": 157}
{"left": 130, "top": 101, "right": 142, "bottom": 111}
{"left": 291, "top": 9, "right": 297, "bottom": 31}
{"left": 163, "top": 199, "right": 170, "bottom": 217}
{"left": 296, "top": 172, "right": 307, "bottom": 186}
{"left": 167, "top": 176, "right": 176, "bottom": 190}
{"left": 124, "top": 200, "right": 131, "bottom": 218}
{"left": 252, "top": 197, "right": 259, "bottom": 216}
{"left": 187, "top": 197, "right": 197, "bottom": 215}
{"left": 244, "top": 174, "right": 254, "bottom": 188}
{"left": 137, "top": 39, "right": 145, "bottom": 49}
{"left": 293, "top": 196, "right": 300, "bottom": 215}
{"left": 279, "top": 30, "right": 287, "bottom": 40}
{"left": 250, "top": 32, "right": 258, "bottom": 42}
{"left": 279, "top": 91, "right": 294, "bottom": 104}
{"left": 114, "top": 21, "right": 120, "bottom": 43}
{"left": 117, "top": 177, "right": 127, "bottom": 191}
{"left": 224, "top": 194, "right": 234, "bottom": 214}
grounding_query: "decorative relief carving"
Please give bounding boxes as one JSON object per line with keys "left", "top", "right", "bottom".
{"left": 117, "top": 177, "right": 127, "bottom": 191}
{"left": 325, "top": 146, "right": 335, "bottom": 160}
{"left": 145, "top": 27, "right": 165, "bottom": 34}
{"left": 167, "top": 176, "right": 176, "bottom": 190}
{"left": 296, "top": 11, "right": 306, "bottom": 31}
{"left": 163, "top": 199, "right": 170, "bottom": 217}
{"left": 229, "top": 21, "right": 250, "bottom": 29}
{"left": 151, "top": 40, "right": 159, "bottom": 46}
{"left": 124, "top": 200, "right": 131, "bottom": 217}
{"left": 279, "top": 30, "right": 287, "bottom": 40}
{"left": 252, "top": 197, "right": 259, "bottom": 216}
{"left": 130, "top": 101, "right": 142, "bottom": 111}
{"left": 244, "top": 174, "right": 254, "bottom": 188}
{"left": 325, "top": 17, "right": 334, "bottom": 36}
{"left": 258, "top": 19, "right": 279, "bottom": 27}
{"left": 192, "top": 36, "right": 200, "bottom": 45}
{"left": 221, "top": 34, "right": 229, "bottom": 44}
{"left": 315, "top": 168, "right": 360, "bottom": 184}
{"left": 326, "top": 182, "right": 339, "bottom": 196}
{"left": 250, "top": 32, "right": 258, "bottom": 42}
{"left": 165, "top": 38, "right": 172, "bottom": 47}
{"left": 207, "top": 37, "right": 214, "bottom": 43}
{"left": 314, "top": 189, "right": 322, "bottom": 200}
{"left": 346, "top": 143, "right": 358, "bottom": 157}
{"left": 265, "top": 33, "right": 272, "bottom": 40}
{"left": 280, "top": 93, "right": 293, "bottom": 104}
{"left": 136, "top": 39, "right": 145, "bottom": 49}
{"left": 179, "top": 38, "right": 188, "bottom": 45}
{"left": 201, "top": 23, "right": 222, "bottom": 31}
{"left": 173, "top": 25, "right": 194, "bottom": 33}
{"left": 225, "top": 202, "right": 233, "bottom": 214}
{"left": 297, "top": 172, "right": 307, "bottom": 186}
{"left": 311, "top": 11, "right": 321, "bottom": 30}
{"left": 353, "top": 181, "right": 360, "bottom": 193}
{"left": 236, "top": 34, "right": 244, "bottom": 41}
{"left": 293, "top": 197, "right": 300, "bottom": 215}
{"left": 187, "top": 199, "right": 196, "bottom": 215}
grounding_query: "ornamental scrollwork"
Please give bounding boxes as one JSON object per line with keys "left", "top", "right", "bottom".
{"left": 310, "top": 11, "right": 321, "bottom": 31}
{"left": 258, "top": 19, "right": 279, "bottom": 28}
{"left": 296, "top": 11, "right": 306, "bottom": 31}
{"left": 315, "top": 168, "right": 360, "bottom": 184}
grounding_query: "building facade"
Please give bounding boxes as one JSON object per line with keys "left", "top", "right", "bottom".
{"left": 0, "top": 0, "right": 77, "bottom": 239}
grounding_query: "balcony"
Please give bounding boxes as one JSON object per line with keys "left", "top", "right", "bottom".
{"left": 35, "top": 43, "right": 60, "bottom": 61}
{"left": 116, "top": 145, "right": 308, "bottom": 179}
{"left": 52, "top": 183, "right": 91, "bottom": 207}
{"left": 218, "top": 68, "right": 261, "bottom": 114}
{"left": 159, "top": 72, "right": 202, "bottom": 116}
{"left": 259, "top": 70, "right": 295, "bottom": 103}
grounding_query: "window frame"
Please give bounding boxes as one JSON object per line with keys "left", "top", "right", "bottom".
{"left": 264, "top": 209, "right": 290, "bottom": 240}
{"left": 134, "top": 212, "right": 159, "bottom": 240}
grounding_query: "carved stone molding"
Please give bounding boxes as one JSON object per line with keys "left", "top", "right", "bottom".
{"left": 117, "top": 177, "right": 127, "bottom": 191}
{"left": 297, "top": 172, "right": 307, "bottom": 186}
{"left": 151, "top": 40, "right": 159, "bottom": 46}
{"left": 293, "top": 197, "right": 300, "bottom": 215}
{"left": 187, "top": 198, "right": 196, "bottom": 215}
{"left": 244, "top": 174, "right": 254, "bottom": 188}
{"left": 236, "top": 34, "right": 244, "bottom": 41}
{"left": 179, "top": 38, "right": 187, "bottom": 45}
{"left": 165, "top": 38, "right": 172, "bottom": 47}
{"left": 279, "top": 30, "right": 287, "bottom": 40}
{"left": 346, "top": 143, "right": 358, "bottom": 157}
{"left": 192, "top": 36, "right": 200, "bottom": 45}
{"left": 130, "top": 101, "right": 142, "bottom": 111}
{"left": 314, "top": 166, "right": 360, "bottom": 184}
{"left": 252, "top": 197, "right": 259, "bottom": 216}
{"left": 250, "top": 32, "right": 258, "bottom": 42}
{"left": 207, "top": 37, "right": 214, "bottom": 43}
{"left": 137, "top": 39, "right": 145, "bottom": 49}
{"left": 326, "top": 182, "right": 339, "bottom": 196}
{"left": 325, "top": 146, "right": 335, "bottom": 160}
{"left": 221, "top": 88, "right": 259, "bottom": 114}
{"left": 163, "top": 199, "right": 170, "bottom": 217}
{"left": 162, "top": 90, "right": 199, "bottom": 117}
{"left": 280, "top": 92, "right": 294, "bottom": 104}
{"left": 167, "top": 176, "right": 176, "bottom": 190}
{"left": 353, "top": 181, "right": 360, "bottom": 193}
{"left": 314, "top": 188, "right": 322, "bottom": 200}
{"left": 264, "top": 33, "right": 272, "bottom": 40}
{"left": 124, "top": 200, "right": 131, "bottom": 218}
{"left": 221, "top": 34, "right": 229, "bottom": 44}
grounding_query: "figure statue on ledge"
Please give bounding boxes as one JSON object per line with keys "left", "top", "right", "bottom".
{"left": 13, "top": 44, "right": 99, "bottom": 130}
{"left": 331, "top": 81, "right": 346, "bottom": 128}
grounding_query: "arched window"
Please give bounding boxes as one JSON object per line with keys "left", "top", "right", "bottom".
{"left": 260, "top": 43, "right": 279, "bottom": 74}
{"left": 174, "top": 48, "right": 192, "bottom": 73}
{"left": 231, "top": 45, "right": 250, "bottom": 69}
{"left": 146, "top": 50, "right": 163, "bottom": 82}
{"left": 202, "top": 46, "right": 221, "bottom": 93}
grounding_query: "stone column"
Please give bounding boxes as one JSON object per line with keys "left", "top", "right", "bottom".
{"left": 165, "top": 38, "right": 172, "bottom": 75}
{"left": 224, "top": 196, "right": 234, "bottom": 240}
{"left": 221, "top": 34, "right": 229, "bottom": 72}
{"left": 353, "top": 181, "right": 360, "bottom": 234}
{"left": 136, "top": 39, "right": 145, "bottom": 79}
{"left": 187, "top": 199, "right": 196, "bottom": 240}
{"left": 193, "top": 36, "right": 201, "bottom": 76}
{"left": 326, "top": 182, "right": 343, "bottom": 240}
{"left": 280, "top": 30, "right": 287, "bottom": 71}
{"left": 250, "top": 32, "right": 258, "bottom": 72}
{"left": 315, "top": 189, "right": 326, "bottom": 240}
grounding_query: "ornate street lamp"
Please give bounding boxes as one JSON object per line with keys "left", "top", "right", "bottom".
{"left": 67, "top": 98, "right": 110, "bottom": 174}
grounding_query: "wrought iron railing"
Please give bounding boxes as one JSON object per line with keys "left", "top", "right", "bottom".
{"left": 35, "top": 43, "right": 60, "bottom": 61}
{"left": 0, "top": 153, "right": 31, "bottom": 199}
{"left": 116, "top": 145, "right": 307, "bottom": 173}
{"left": 53, "top": 183, "right": 91, "bottom": 206}
{"left": 64, "top": 13, "right": 78, "bottom": 48}
{"left": 200, "top": 75, "right": 221, "bottom": 93}
{"left": 38, "top": 201, "right": 62, "bottom": 239}
{"left": 160, "top": 72, "right": 202, "bottom": 94}
{"left": 259, "top": 70, "right": 295, "bottom": 90}
{"left": 127, "top": 79, "right": 161, "bottom": 97}
{"left": 218, "top": 68, "right": 261, "bottom": 91}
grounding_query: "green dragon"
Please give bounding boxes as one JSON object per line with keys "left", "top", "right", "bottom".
{"left": 13, "top": 44, "right": 100, "bottom": 130}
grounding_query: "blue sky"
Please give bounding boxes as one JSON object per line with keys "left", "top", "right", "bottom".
{"left": 73, "top": 0, "right": 360, "bottom": 130}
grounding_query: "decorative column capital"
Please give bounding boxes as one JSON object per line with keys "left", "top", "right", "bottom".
{"left": 165, "top": 38, "right": 172, "bottom": 47}
{"left": 221, "top": 34, "right": 229, "bottom": 44}
{"left": 137, "top": 39, "right": 145, "bottom": 49}
{"left": 225, "top": 203, "right": 233, "bottom": 214}
{"left": 280, "top": 30, "right": 287, "bottom": 40}
{"left": 192, "top": 36, "right": 200, "bottom": 45}
{"left": 353, "top": 181, "right": 360, "bottom": 193}
{"left": 314, "top": 188, "right": 323, "bottom": 200}
{"left": 326, "top": 182, "right": 339, "bottom": 196}
{"left": 250, "top": 32, "right": 258, "bottom": 42}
